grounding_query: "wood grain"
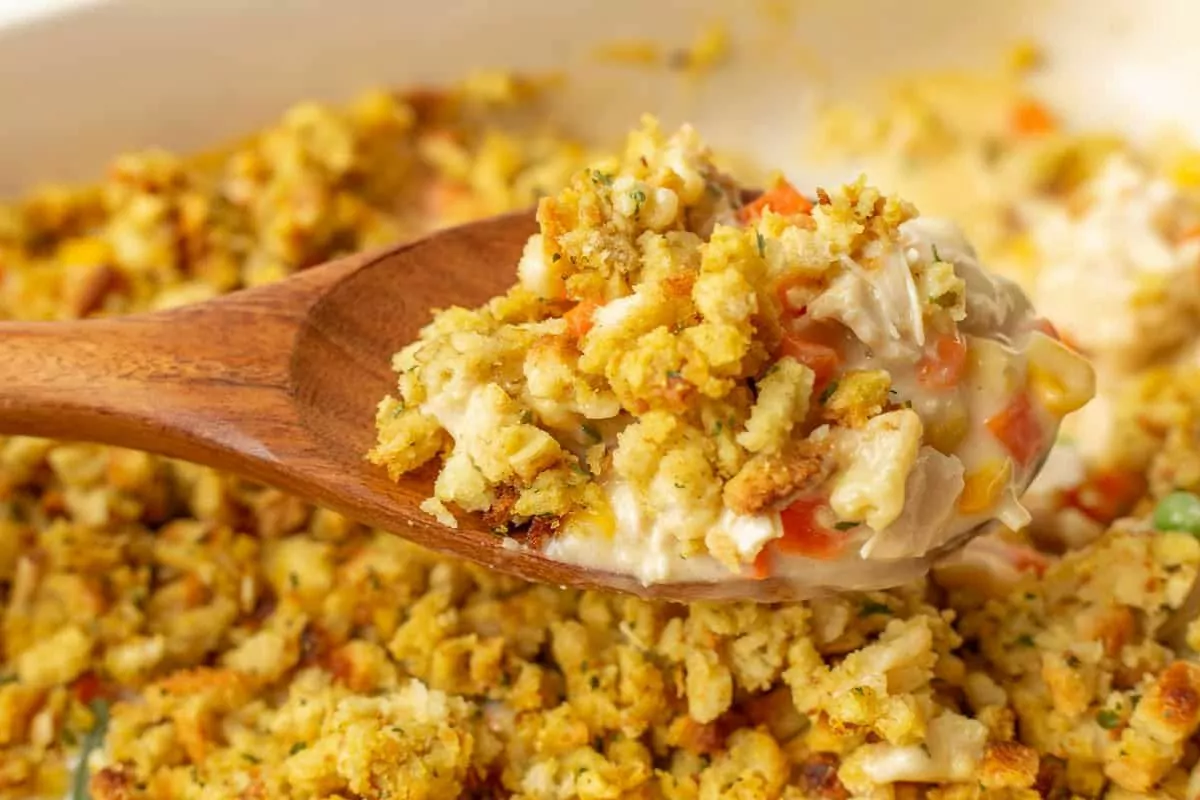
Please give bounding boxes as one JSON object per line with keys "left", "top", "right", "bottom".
{"left": 0, "top": 207, "right": 930, "bottom": 602}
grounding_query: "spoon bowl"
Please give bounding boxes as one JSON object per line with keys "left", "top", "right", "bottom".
{"left": 0, "top": 209, "right": 1040, "bottom": 602}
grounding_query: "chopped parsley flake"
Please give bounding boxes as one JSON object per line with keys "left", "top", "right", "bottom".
{"left": 591, "top": 170, "right": 613, "bottom": 186}
{"left": 755, "top": 230, "right": 766, "bottom": 257}
{"left": 71, "top": 698, "right": 110, "bottom": 800}
{"left": 820, "top": 381, "right": 839, "bottom": 403}
{"left": 289, "top": 742, "right": 308, "bottom": 755}
{"left": 835, "top": 520, "right": 861, "bottom": 531}
{"left": 931, "top": 243, "right": 943, "bottom": 262}
{"left": 858, "top": 601, "right": 891, "bottom": 617}
{"left": 1014, "top": 634, "right": 1035, "bottom": 647}
{"left": 1096, "top": 709, "right": 1122, "bottom": 730}
{"left": 630, "top": 188, "right": 647, "bottom": 216}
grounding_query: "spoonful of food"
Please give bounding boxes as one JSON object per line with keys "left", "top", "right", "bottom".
{"left": 0, "top": 120, "right": 1094, "bottom": 602}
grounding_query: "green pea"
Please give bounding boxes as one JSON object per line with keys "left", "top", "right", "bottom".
{"left": 1152, "top": 491, "right": 1200, "bottom": 536}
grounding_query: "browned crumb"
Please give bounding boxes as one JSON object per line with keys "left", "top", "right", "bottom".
{"left": 723, "top": 439, "right": 833, "bottom": 514}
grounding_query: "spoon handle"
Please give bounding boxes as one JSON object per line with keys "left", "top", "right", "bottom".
{"left": 0, "top": 297, "right": 301, "bottom": 473}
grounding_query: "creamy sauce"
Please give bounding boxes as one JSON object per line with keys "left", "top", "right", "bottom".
{"left": 545, "top": 480, "right": 939, "bottom": 590}
{"left": 422, "top": 214, "right": 1074, "bottom": 589}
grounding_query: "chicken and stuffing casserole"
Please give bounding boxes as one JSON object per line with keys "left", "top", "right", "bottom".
{"left": 369, "top": 118, "right": 1095, "bottom": 588}
{"left": 0, "top": 47, "right": 1198, "bottom": 800}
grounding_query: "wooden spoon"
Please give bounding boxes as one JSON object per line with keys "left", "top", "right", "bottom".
{"left": 0, "top": 209, "right": 1013, "bottom": 603}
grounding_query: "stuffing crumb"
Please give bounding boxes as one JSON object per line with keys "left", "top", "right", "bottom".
{"left": 0, "top": 60, "right": 1191, "bottom": 800}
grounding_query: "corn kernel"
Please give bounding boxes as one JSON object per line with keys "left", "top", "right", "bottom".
{"left": 1026, "top": 332, "right": 1095, "bottom": 417}
{"left": 959, "top": 459, "right": 1013, "bottom": 514}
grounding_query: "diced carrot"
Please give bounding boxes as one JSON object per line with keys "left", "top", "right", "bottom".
{"left": 751, "top": 547, "right": 772, "bottom": 580}
{"left": 986, "top": 392, "right": 1045, "bottom": 466}
{"left": 776, "top": 497, "right": 850, "bottom": 560}
{"left": 1063, "top": 468, "right": 1146, "bottom": 525}
{"left": 917, "top": 332, "right": 968, "bottom": 389}
{"left": 738, "top": 177, "right": 813, "bottom": 224}
{"left": 72, "top": 672, "right": 106, "bottom": 705}
{"left": 564, "top": 299, "right": 599, "bottom": 338}
{"left": 1004, "top": 542, "right": 1050, "bottom": 577}
{"left": 1011, "top": 98, "right": 1056, "bottom": 136}
{"left": 778, "top": 329, "right": 842, "bottom": 389}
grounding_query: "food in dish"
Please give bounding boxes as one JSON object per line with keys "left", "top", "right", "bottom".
{"left": 0, "top": 58, "right": 1199, "bottom": 800}
{"left": 369, "top": 118, "right": 1094, "bottom": 588}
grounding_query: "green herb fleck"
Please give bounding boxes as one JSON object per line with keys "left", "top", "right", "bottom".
{"left": 367, "top": 569, "right": 382, "bottom": 591}
{"left": 520, "top": 410, "right": 534, "bottom": 424}
{"left": 390, "top": 402, "right": 406, "bottom": 418}
{"left": 1153, "top": 491, "right": 1200, "bottom": 536}
{"left": 666, "top": 370, "right": 683, "bottom": 380}
{"left": 71, "top": 700, "right": 109, "bottom": 800}
{"left": 835, "top": 521, "right": 860, "bottom": 531}
{"left": 931, "top": 244, "right": 943, "bottom": 262}
{"left": 1014, "top": 634, "right": 1035, "bottom": 647}
{"left": 820, "top": 381, "right": 839, "bottom": 403}
{"left": 289, "top": 742, "right": 307, "bottom": 755}
{"left": 589, "top": 675, "right": 601, "bottom": 689}
{"left": 630, "top": 188, "right": 647, "bottom": 216}
{"left": 0, "top": 674, "right": 17, "bottom": 686}
{"left": 858, "top": 601, "right": 891, "bottom": 617}
{"left": 851, "top": 686, "right": 867, "bottom": 697}
{"left": 580, "top": 423, "right": 602, "bottom": 444}
{"left": 1096, "top": 709, "right": 1122, "bottom": 730}
{"left": 242, "top": 752, "right": 261, "bottom": 765}
{"left": 591, "top": 170, "right": 614, "bottom": 186}
{"left": 288, "top": 571, "right": 299, "bottom": 589}
{"left": 552, "top": 253, "right": 561, "bottom": 262}
{"left": 919, "top": 743, "right": 932, "bottom": 757}
{"left": 712, "top": 421, "right": 723, "bottom": 435}
{"left": 755, "top": 230, "right": 766, "bottom": 257}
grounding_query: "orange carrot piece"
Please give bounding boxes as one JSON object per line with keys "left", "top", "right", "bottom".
{"left": 776, "top": 497, "right": 850, "bottom": 560}
{"left": 738, "top": 177, "right": 813, "bottom": 223}
{"left": 986, "top": 391, "right": 1045, "bottom": 465}
{"left": 778, "top": 331, "right": 842, "bottom": 389}
{"left": 1011, "top": 98, "right": 1056, "bottom": 136}
{"left": 564, "top": 299, "right": 600, "bottom": 338}
{"left": 917, "top": 332, "right": 968, "bottom": 389}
